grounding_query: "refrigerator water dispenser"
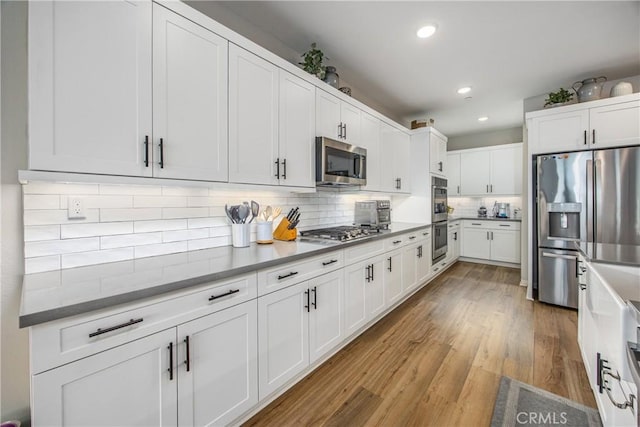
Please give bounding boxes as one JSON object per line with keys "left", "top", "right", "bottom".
{"left": 547, "top": 203, "right": 581, "bottom": 240}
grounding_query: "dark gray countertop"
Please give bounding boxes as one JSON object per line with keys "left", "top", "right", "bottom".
{"left": 575, "top": 242, "right": 640, "bottom": 267}
{"left": 20, "top": 222, "right": 429, "bottom": 328}
{"left": 449, "top": 216, "right": 522, "bottom": 222}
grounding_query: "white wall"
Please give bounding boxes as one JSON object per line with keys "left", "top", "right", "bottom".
{"left": 1, "top": 1, "right": 30, "bottom": 422}
{"left": 447, "top": 126, "right": 523, "bottom": 151}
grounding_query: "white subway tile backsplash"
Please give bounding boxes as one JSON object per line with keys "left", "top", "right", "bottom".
{"left": 25, "top": 255, "right": 61, "bottom": 273}
{"left": 25, "top": 237, "right": 99, "bottom": 257}
{"left": 23, "top": 195, "right": 60, "bottom": 210}
{"left": 209, "top": 226, "right": 231, "bottom": 237}
{"left": 99, "top": 184, "right": 162, "bottom": 196}
{"left": 188, "top": 236, "right": 230, "bottom": 251}
{"left": 100, "top": 208, "right": 162, "bottom": 222}
{"left": 25, "top": 225, "right": 60, "bottom": 242}
{"left": 23, "top": 182, "right": 99, "bottom": 195}
{"left": 81, "top": 195, "right": 134, "bottom": 209}
{"left": 61, "top": 222, "right": 133, "bottom": 239}
{"left": 188, "top": 217, "right": 227, "bottom": 229}
{"left": 162, "top": 229, "right": 209, "bottom": 243}
{"left": 162, "top": 207, "right": 209, "bottom": 219}
{"left": 24, "top": 209, "right": 100, "bottom": 226}
{"left": 61, "top": 248, "right": 134, "bottom": 269}
{"left": 101, "top": 232, "right": 163, "bottom": 249}
{"left": 134, "top": 196, "right": 187, "bottom": 208}
{"left": 134, "top": 219, "right": 188, "bottom": 233}
{"left": 134, "top": 241, "right": 188, "bottom": 258}
{"left": 163, "top": 186, "right": 209, "bottom": 197}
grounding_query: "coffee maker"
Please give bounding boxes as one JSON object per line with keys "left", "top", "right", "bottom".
{"left": 493, "top": 202, "right": 510, "bottom": 218}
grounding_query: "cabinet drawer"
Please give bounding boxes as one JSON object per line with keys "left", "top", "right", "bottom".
{"left": 463, "top": 220, "right": 492, "bottom": 228}
{"left": 489, "top": 221, "right": 521, "bottom": 231}
{"left": 257, "top": 250, "right": 344, "bottom": 296}
{"left": 31, "top": 273, "right": 257, "bottom": 374}
{"left": 448, "top": 221, "right": 460, "bottom": 230}
{"left": 344, "top": 240, "right": 385, "bottom": 265}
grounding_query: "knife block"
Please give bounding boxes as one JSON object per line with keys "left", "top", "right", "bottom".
{"left": 273, "top": 218, "right": 297, "bottom": 241}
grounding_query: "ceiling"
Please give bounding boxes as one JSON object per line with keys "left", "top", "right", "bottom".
{"left": 189, "top": 1, "right": 640, "bottom": 137}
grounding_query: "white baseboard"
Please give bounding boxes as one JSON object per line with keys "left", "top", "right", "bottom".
{"left": 459, "top": 256, "right": 520, "bottom": 269}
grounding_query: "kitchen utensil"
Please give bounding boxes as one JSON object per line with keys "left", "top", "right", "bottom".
{"left": 270, "top": 207, "right": 281, "bottom": 221}
{"left": 610, "top": 81, "right": 633, "bottom": 97}
{"left": 249, "top": 200, "right": 259, "bottom": 223}
{"left": 237, "top": 204, "right": 250, "bottom": 224}
{"left": 273, "top": 218, "right": 297, "bottom": 241}
{"left": 263, "top": 206, "right": 272, "bottom": 222}
{"left": 572, "top": 76, "right": 607, "bottom": 102}
{"left": 230, "top": 205, "right": 240, "bottom": 223}
{"left": 286, "top": 208, "right": 294, "bottom": 221}
{"left": 224, "top": 204, "right": 234, "bottom": 223}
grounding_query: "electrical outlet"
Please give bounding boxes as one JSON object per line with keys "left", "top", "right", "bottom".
{"left": 67, "top": 197, "right": 86, "bottom": 219}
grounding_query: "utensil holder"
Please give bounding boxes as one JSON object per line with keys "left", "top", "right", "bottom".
{"left": 256, "top": 221, "right": 273, "bottom": 244}
{"left": 231, "top": 223, "right": 250, "bottom": 248}
{"left": 273, "top": 218, "right": 297, "bottom": 241}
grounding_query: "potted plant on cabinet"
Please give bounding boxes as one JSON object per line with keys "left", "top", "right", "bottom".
{"left": 299, "top": 43, "right": 326, "bottom": 80}
{"left": 544, "top": 88, "right": 574, "bottom": 107}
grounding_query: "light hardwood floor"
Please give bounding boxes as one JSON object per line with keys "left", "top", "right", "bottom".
{"left": 245, "top": 261, "right": 595, "bottom": 426}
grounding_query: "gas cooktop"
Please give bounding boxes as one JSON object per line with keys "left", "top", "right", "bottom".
{"left": 299, "top": 225, "right": 382, "bottom": 242}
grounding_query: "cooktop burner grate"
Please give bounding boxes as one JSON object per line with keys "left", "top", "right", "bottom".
{"left": 299, "top": 225, "right": 380, "bottom": 242}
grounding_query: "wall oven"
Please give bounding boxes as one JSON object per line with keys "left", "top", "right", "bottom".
{"left": 432, "top": 176, "right": 448, "bottom": 262}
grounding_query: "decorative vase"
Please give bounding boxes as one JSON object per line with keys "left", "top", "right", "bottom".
{"left": 324, "top": 66, "right": 339, "bottom": 88}
{"left": 339, "top": 86, "right": 352, "bottom": 96}
{"left": 610, "top": 81, "right": 633, "bottom": 97}
{"left": 572, "top": 76, "right": 607, "bottom": 102}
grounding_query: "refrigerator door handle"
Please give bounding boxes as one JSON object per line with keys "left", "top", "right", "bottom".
{"left": 586, "top": 159, "right": 594, "bottom": 242}
{"left": 542, "top": 252, "right": 578, "bottom": 261}
{"left": 594, "top": 159, "right": 602, "bottom": 243}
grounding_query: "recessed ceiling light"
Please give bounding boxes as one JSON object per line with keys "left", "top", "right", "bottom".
{"left": 417, "top": 25, "right": 437, "bottom": 39}
{"left": 457, "top": 86, "right": 471, "bottom": 94}
{"left": 478, "top": 116, "right": 489, "bottom": 122}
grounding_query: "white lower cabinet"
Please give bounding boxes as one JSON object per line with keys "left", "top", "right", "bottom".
{"left": 343, "top": 257, "right": 384, "bottom": 336}
{"left": 257, "top": 269, "right": 344, "bottom": 398}
{"left": 33, "top": 328, "right": 178, "bottom": 427}
{"left": 416, "top": 240, "right": 432, "bottom": 285}
{"left": 401, "top": 243, "right": 418, "bottom": 292}
{"left": 384, "top": 249, "right": 403, "bottom": 306}
{"left": 461, "top": 221, "right": 521, "bottom": 264}
{"left": 177, "top": 301, "right": 258, "bottom": 426}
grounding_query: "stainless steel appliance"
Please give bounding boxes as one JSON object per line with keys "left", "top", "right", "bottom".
{"left": 299, "top": 225, "right": 377, "bottom": 242}
{"left": 432, "top": 176, "right": 448, "bottom": 262}
{"left": 534, "top": 146, "right": 640, "bottom": 308}
{"left": 493, "top": 202, "right": 511, "bottom": 218}
{"left": 316, "top": 137, "right": 367, "bottom": 186}
{"left": 354, "top": 200, "right": 391, "bottom": 229}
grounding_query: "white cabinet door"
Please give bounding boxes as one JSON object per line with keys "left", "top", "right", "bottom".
{"left": 32, "top": 328, "right": 177, "bottom": 427}
{"left": 343, "top": 261, "right": 368, "bottom": 337}
{"left": 316, "top": 89, "right": 342, "bottom": 140}
{"left": 279, "top": 71, "right": 316, "bottom": 188}
{"left": 257, "top": 281, "right": 309, "bottom": 398}
{"left": 461, "top": 228, "right": 491, "bottom": 259}
{"left": 380, "top": 122, "right": 398, "bottom": 192}
{"left": 589, "top": 100, "right": 640, "bottom": 149}
{"left": 416, "top": 241, "right": 432, "bottom": 284}
{"left": 490, "top": 229, "right": 521, "bottom": 263}
{"left": 528, "top": 109, "right": 589, "bottom": 154}
{"left": 452, "top": 229, "right": 461, "bottom": 259}
{"left": 384, "top": 250, "right": 403, "bottom": 307}
{"left": 394, "top": 131, "right": 412, "bottom": 193}
{"left": 460, "top": 151, "right": 491, "bottom": 196}
{"left": 360, "top": 112, "right": 382, "bottom": 191}
{"left": 229, "top": 44, "right": 279, "bottom": 185}
{"left": 401, "top": 244, "right": 418, "bottom": 293}
{"left": 29, "top": 1, "right": 153, "bottom": 176}
{"left": 447, "top": 153, "right": 461, "bottom": 196}
{"left": 177, "top": 301, "right": 258, "bottom": 427}
{"left": 430, "top": 133, "right": 447, "bottom": 177}
{"left": 366, "top": 257, "right": 386, "bottom": 320}
{"left": 490, "top": 145, "right": 522, "bottom": 195}
{"left": 341, "top": 102, "right": 362, "bottom": 146}
{"left": 153, "top": 5, "right": 228, "bottom": 181}
{"left": 308, "top": 270, "right": 344, "bottom": 364}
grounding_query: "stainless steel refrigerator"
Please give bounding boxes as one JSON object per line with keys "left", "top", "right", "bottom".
{"left": 534, "top": 145, "right": 640, "bottom": 308}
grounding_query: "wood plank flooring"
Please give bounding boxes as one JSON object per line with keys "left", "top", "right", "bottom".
{"left": 244, "top": 261, "right": 596, "bottom": 427}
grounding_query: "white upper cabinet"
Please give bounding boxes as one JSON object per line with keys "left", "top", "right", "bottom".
{"left": 228, "top": 44, "right": 279, "bottom": 185}
{"left": 527, "top": 93, "right": 640, "bottom": 154}
{"left": 429, "top": 131, "right": 448, "bottom": 177}
{"left": 457, "top": 144, "right": 522, "bottom": 196}
{"left": 29, "top": 0, "right": 153, "bottom": 176}
{"left": 152, "top": 4, "right": 228, "bottom": 181}
{"left": 360, "top": 113, "right": 382, "bottom": 191}
{"left": 380, "top": 123, "right": 411, "bottom": 193}
{"left": 315, "top": 89, "right": 361, "bottom": 145}
{"left": 278, "top": 71, "right": 316, "bottom": 188}
{"left": 447, "top": 153, "right": 461, "bottom": 196}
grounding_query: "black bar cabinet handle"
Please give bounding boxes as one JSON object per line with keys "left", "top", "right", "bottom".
{"left": 584, "top": 130, "right": 587, "bottom": 145}
{"left": 282, "top": 158, "right": 287, "bottom": 179}
{"left": 343, "top": 123, "right": 347, "bottom": 139}
{"left": 592, "top": 129, "right": 596, "bottom": 144}
{"left": 365, "top": 265, "right": 370, "bottom": 282}
{"left": 393, "top": 240, "right": 402, "bottom": 244}
{"left": 208, "top": 288, "right": 240, "bottom": 301}
{"left": 89, "top": 318, "right": 143, "bottom": 338}
{"left": 322, "top": 259, "right": 338, "bottom": 266}
{"left": 184, "top": 336, "right": 190, "bottom": 372}
{"left": 454, "top": 231, "right": 457, "bottom": 241}
{"left": 438, "top": 161, "right": 443, "bottom": 172}
{"left": 159, "top": 138, "right": 164, "bottom": 169}
{"left": 304, "top": 289, "right": 310, "bottom": 312}
{"left": 311, "top": 286, "right": 317, "bottom": 309}
{"left": 388, "top": 256, "right": 392, "bottom": 272}
{"left": 409, "top": 236, "right": 416, "bottom": 240}
{"left": 278, "top": 271, "right": 298, "bottom": 280}
{"left": 168, "top": 342, "right": 174, "bottom": 380}
{"left": 370, "top": 264, "right": 374, "bottom": 281}
{"left": 144, "top": 135, "right": 149, "bottom": 167}
{"left": 338, "top": 123, "right": 343, "bottom": 139}
{"left": 499, "top": 224, "right": 511, "bottom": 227}
{"left": 274, "top": 158, "right": 280, "bottom": 179}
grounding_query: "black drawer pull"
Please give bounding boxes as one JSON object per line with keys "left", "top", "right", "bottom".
{"left": 393, "top": 240, "right": 402, "bottom": 244}
{"left": 423, "top": 232, "right": 429, "bottom": 235}
{"left": 499, "top": 224, "right": 511, "bottom": 227}
{"left": 408, "top": 236, "right": 416, "bottom": 240}
{"left": 89, "top": 318, "right": 143, "bottom": 338}
{"left": 208, "top": 288, "right": 240, "bottom": 301}
{"left": 322, "top": 259, "right": 338, "bottom": 266}
{"left": 471, "top": 223, "right": 481, "bottom": 225}
{"left": 278, "top": 271, "right": 299, "bottom": 280}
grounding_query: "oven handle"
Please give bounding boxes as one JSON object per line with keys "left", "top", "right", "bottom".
{"left": 542, "top": 252, "right": 577, "bottom": 261}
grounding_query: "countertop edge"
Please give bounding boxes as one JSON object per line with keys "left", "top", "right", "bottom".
{"left": 20, "top": 223, "right": 430, "bottom": 327}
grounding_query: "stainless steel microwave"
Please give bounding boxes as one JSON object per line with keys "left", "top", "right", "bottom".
{"left": 316, "top": 137, "right": 367, "bottom": 186}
